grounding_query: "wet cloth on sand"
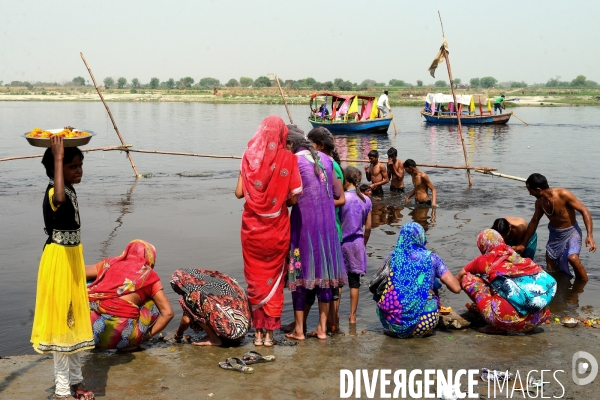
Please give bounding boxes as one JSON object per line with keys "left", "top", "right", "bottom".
{"left": 546, "top": 222, "right": 582, "bottom": 276}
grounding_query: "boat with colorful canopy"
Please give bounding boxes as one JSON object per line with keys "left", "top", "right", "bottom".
{"left": 420, "top": 93, "right": 512, "bottom": 125}
{"left": 308, "top": 92, "right": 392, "bottom": 134}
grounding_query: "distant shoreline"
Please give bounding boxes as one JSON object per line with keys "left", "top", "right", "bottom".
{"left": 1, "top": 87, "right": 599, "bottom": 106}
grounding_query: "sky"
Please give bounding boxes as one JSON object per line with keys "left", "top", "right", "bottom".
{"left": 2, "top": 0, "right": 599, "bottom": 86}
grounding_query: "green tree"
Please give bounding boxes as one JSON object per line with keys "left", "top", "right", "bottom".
{"left": 389, "top": 79, "right": 406, "bottom": 87}
{"left": 469, "top": 77, "right": 480, "bottom": 88}
{"left": 199, "top": 77, "right": 220, "bottom": 88}
{"left": 179, "top": 77, "right": 194, "bottom": 89}
{"left": 131, "top": 78, "right": 140, "bottom": 88}
{"left": 453, "top": 78, "right": 461, "bottom": 85}
{"left": 103, "top": 77, "right": 114, "bottom": 88}
{"left": 72, "top": 76, "right": 85, "bottom": 86}
{"left": 416, "top": 80, "right": 423, "bottom": 87}
{"left": 225, "top": 78, "right": 240, "bottom": 87}
{"left": 359, "top": 79, "right": 377, "bottom": 90}
{"left": 149, "top": 77, "right": 159, "bottom": 89}
{"left": 304, "top": 77, "right": 317, "bottom": 87}
{"left": 571, "top": 75, "right": 587, "bottom": 87}
{"left": 435, "top": 80, "right": 447, "bottom": 87}
{"left": 117, "top": 77, "right": 127, "bottom": 89}
{"left": 166, "top": 78, "right": 175, "bottom": 89}
{"left": 240, "top": 77, "right": 254, "bottom": 87}
{"left": 254, "top": 76, "right": 271, "bottom": 88}
{"left": 25, "top": 82, "right": 33, "bottom": 90}
{"left": 510, "top": 81, "right": 527, "bottom": 88}
{"left": 335, "top": 79, "right": 352, "bottom": 91}
{"left": 322, "top": 81, "right": 333, "bottom": 90}
{"left": 585, "top": 80, "right": 598, "bottom": 87}
{"left": 480, "top": 76, "right": 497, "bottom": 88}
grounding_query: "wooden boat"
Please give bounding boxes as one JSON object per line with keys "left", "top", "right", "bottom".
{"left": 308, "top": 92, "right": 392, "bottom": 134}
{"left": 420, "top": 93, "right": 512, "bottom": 125}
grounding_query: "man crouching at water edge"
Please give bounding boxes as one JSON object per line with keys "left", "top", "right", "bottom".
{"left": 520, "top": 173, "right": 596, "bottom": 281}
{"left": 404, "top": 159, "right": 437, "bottom": 207}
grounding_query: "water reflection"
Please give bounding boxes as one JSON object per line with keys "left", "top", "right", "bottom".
{"left": 99, "top": 179, "right": 138, "bottom": 258}
{"left": 334, "top": 133, "right": 392, "bottom": 164}
{"left": 549, "top": 272, "right": 588, "bottom": 315}
{"left": 370, "top": 203, "right": 436, "bottom": 232}
{"left": 420, "top": 123, "right": 512, "bottom": 157}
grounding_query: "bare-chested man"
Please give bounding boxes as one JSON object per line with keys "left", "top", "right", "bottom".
{"left": 492, "top": 217, "right": 538, "bottom": 260}
{"left": 403, "top": 159, "right": 437, "bottom": 207}
{"left": 521, "top": 173, "right": 596, "bottom": 281}
{"left": 364, "top": 150, "right": 389, "bottom": 198}
{"left": 386, "top": 147, "right": 404, "bottom": 195}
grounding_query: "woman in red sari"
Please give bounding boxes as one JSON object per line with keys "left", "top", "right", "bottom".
{"left": 235, "top": 116, "right": 302, "bottom": 346}
{"left": 87, "top": 240, "right": 174, "bottom": 350}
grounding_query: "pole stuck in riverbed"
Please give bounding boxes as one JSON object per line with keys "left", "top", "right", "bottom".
{"left": 80, "top": 52, "right": 140, "bottom": 177}
{"left": 434, "top": 12, "right": 473, "bottom": 186}
{"left": 274, "top": 74, "right": 294, "bottom": 125}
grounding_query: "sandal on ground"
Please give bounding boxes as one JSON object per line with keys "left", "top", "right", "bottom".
{"left": 70, "top": 383, "right": 94, "bottom": 400}
{"left": 263, "top": 338, "right": 274, "bottom": 347}
{"left": 218, "top": 357, "right": 254, "bottom": 374}
{"left": 253, "top": 338, "right": 264, "bottom": 346}
{"left": 241, "top": 351, "right": 275, "bottom": 365}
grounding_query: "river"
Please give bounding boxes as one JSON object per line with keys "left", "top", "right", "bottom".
{"left": 1, "top": 102, "right": 598, "bottom": 356}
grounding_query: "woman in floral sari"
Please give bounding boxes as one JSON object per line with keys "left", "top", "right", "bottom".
{"left": 456, "top": 229, "right": 555, "bottom": 334}
{"left": 376, "top": 222, "right": 460, "bottom": 338}
{"left": 87, "top": 240, "right": 174, "bottom": 350}
{"left": 235, "top": 116, "right": 302, "bottom": 346}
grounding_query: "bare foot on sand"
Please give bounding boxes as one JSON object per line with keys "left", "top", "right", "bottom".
{"left": 307, "top": 330, "right": 327, "bottom": 340}
{"left": 477, "top": 325, "right": 507, "bottom": 335}
{"left": 285, "top": 331, "right": 305, "bottom": 340}
{"left": 192, "top": 336, "right": 222, "bottom": 346}
{"left": 281, "top": 321, "right": 295, "bottom": 333}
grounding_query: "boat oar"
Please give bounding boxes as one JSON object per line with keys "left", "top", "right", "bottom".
{"left": 511, "top": 113, "right": 529, "bottom": 126}
{"left": 391, "top": 110, "right": 398, "bottom": 136}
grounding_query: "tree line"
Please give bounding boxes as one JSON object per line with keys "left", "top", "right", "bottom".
{"left": 3, "top": 74, "right": 598, "bottom": 91}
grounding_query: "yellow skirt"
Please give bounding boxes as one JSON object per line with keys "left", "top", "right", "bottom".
{"left": 30, "top": 243, "right": 95, "bottom": 354}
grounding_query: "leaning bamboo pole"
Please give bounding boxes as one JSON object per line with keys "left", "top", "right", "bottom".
{"left": 473, "top": 169, "right": 526, "bottom": 182}
{"left": 0, "top": 145, "right": 131, "bottom": 162}
{"left": 274, "top": 74, "right": 293, "bottom": 124}
{"left": 438, "top": 11, "right": 472, "bottom": 186}
{"left": 80, "top": 52, "right": 140, "bottom": 177}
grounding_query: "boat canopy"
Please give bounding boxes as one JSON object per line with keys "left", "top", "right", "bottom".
{"left": 310, "top": 92, "right": 383, "bottom": 122}
{"left": 425, "top": 93, "right": 472, "bottom": 106}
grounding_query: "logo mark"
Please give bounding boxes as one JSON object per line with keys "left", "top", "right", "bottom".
{"left": 572, "top": 351, "right": 598, "bottom": 386}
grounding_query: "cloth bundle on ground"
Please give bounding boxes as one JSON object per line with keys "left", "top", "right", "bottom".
{"left": 87, "top": 240, "right": 162, "bottom": 350}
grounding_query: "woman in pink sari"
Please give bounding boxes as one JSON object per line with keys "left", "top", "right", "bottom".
{"left": 235, "top": 116, "right": 302, "bottom": 346}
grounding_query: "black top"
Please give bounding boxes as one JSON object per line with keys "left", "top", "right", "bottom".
{"left": 43, "top": 180, "right": 81, "bottom": 246}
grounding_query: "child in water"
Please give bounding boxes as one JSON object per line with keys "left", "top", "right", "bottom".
{"left": 340, "top": 167, "right": 372, "bottom": 324}
{"left": 360, "top": 183, "right": 380, "bottom": 201}
{"left": 30, "top": 136, "right": 95, "bottom": 399}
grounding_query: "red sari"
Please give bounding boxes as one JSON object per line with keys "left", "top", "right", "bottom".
{"left": 241, "top": 116, "right": 302, "bottom": 330}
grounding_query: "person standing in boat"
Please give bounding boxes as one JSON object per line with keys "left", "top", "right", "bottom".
{"left": 377, "top": 90, "right": 391, "bottom": 118}
{"left": 493, "top": 94, "right": 505, "bottom": 115}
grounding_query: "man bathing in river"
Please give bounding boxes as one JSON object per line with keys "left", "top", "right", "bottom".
{"left": 492, "top": 217, "right": 538, "bottom": 260}
{"left": 364, "top": 150, "right": 389, "bottom": 198}
{"left": 519, "top": 173, "right": 596, "bottom": 281}
{"left": 404, "top": 159, "right": 437, "bottom": 207}
{"left": 386, "top": 147, "right": 404, "bottom": 194}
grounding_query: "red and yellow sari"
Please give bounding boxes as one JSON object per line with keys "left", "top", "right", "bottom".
{"left": 87, "top": 240, "right": 162, "bottom": 349}
{"left": 241, "top": 116, "right": 302, "bottom": 330}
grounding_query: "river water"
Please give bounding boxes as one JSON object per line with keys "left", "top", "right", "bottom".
{"left": 1, "top": 103, "right": 598, "bottom": 356}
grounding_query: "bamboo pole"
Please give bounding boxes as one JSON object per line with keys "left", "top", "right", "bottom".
{"left": 80, "top": 52, "right": 140, "bottom": 177}
{"left": 391, "top": 110, "right": 398, "bottom": 136}
{"left": 0, "top": 145, "right": 132, "bottom": 162}
{"left": 438, "top": 11, "right": 472, "bottom": 187}
{"left": 511, "top": 113, "right": 530, "bottom": 126}
{"left": 474, "top": 169, "right": 526, "bottom": 182}
{"left": 274, "top": 74, "right": 293, "bottom": 124}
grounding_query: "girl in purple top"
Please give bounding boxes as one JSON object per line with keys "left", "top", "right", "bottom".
{"left": 339, "top": 166, "right": 372, "bottom": 324}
